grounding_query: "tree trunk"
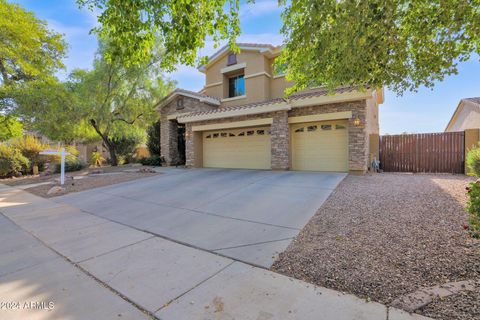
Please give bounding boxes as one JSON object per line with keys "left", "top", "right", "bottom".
{"left": 106, "top": 142, "right": 118, "bottom": 166}
{"left": 89, "top": 119, "right": 118, "bottom": 166}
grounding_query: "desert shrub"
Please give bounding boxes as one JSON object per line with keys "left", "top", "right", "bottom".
{"left": 90, "top": 151, "right": 105, "bottom": 167}
{"left": 55, "top": 157, "right": 86, "bottom": 173}
{"left": 139, "top": 155, "right": 162, "bottom": 166}
{"left": 0, "top": 144, "right": 30, "bottom": 178}
{"left": 10, "top": 135, "right": 48, "bottom": 172}
{"left": 111, "top": 135, "right": 142, "bottom": 164}
{"left": 466, "top": 181, "right": 480, "bottom": 238}
{"left": 466, "top": 144, "right": 480, "bottom": 177}
{"left": 146, "top": 121, "right": 160, "bottom": 156}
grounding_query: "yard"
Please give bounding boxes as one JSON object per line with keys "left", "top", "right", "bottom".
{"left": 272, "top": 173, "right": 480, "bottom": 320}
{"left": 0, "top": 165, "right": 159, "bottom": 198}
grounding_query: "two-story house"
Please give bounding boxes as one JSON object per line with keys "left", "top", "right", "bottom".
{"left": 157, "top": 43, "right": 383, "bottom": 173}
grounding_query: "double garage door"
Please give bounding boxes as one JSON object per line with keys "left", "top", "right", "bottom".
{"left": 202, "top": 120, "right": 348, "bottom": 171}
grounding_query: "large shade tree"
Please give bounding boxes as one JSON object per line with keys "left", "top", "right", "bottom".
{"left": 63, "top": 40, "right": 174, "bottom": 165}
{"left": 79, "top": 0, "right": 480, "bottom": 95}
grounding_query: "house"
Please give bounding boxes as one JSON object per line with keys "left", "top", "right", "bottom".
{"left": 445, "top": 97, "right": 480, "bottom": 132}
{"left": 157, "top": 43, "right": 384, "bottom": 173}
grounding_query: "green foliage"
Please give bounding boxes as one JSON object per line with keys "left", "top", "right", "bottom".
{"left": 90, "top": 151, "right": 105, "bottom": 167}
{"left": 139, "top": 155, "right": 162, "bottom": 166}
{"left": 77, "top": 0, "right": 241, "bottom": 69}
{"left": 55, "top": 157, "right": 86, "bottom": 173}
{"left": 0, "top": 0, "right": 66, "bottom": 115}
{"left": 466, "top": 144, "right": 480, "bottom": 177}
{"left": 10, "top": 135, "right": 49, "bottom": 171}
{"left": 279, "top": 0, "right": 480, "bottom": 95}
{"left": 0, "top": 115, "right": 22, "bottom": 141}
{"left": 146, "top": 121, "right": 160, "bottom": 156}
{"left": 466, "top": 182, "right": 480, "bottom": 238}
{"left": 111, "top": 133, "right": 143, "bottom": 164}
{"left": 0, "top": 144, "right": 30, "bottom": 178}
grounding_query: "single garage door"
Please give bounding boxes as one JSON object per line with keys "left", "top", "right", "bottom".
{"left": 291, "top": 120, "right": 348, "bottom": 172}
{"left": 203, "top": 126, "right": 271, "bottom": 169}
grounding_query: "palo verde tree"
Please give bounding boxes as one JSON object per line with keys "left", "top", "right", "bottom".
{"left": 65, "top": 40, "right": 175, "bottom": 165}
{"left": 278, "top": 0, "right": 480, "bottom": 94}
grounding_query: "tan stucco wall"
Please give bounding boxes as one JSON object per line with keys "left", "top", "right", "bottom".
{"left": 446, "top": 101, "right": 480, "bottom": 132}
{"left": 203, "top": 50, "right": 293, "bottom": 107}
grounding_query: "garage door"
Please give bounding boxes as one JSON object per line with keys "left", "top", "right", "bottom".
{"left": 203, "top": 127, "right": 271, "bottom": 169}
{"left": 291, "top": 120, "right": 348, "bottom": 172}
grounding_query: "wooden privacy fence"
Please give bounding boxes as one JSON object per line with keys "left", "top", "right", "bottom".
{"left": 379, "top": 132, "right": 465, "bottom": 173}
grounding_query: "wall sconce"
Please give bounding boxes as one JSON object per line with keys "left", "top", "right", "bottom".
{"left": 352, "top": 116, "right": 362, "bottom": 127}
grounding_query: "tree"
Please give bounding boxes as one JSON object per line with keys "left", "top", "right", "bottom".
{"left": 76, "top": 0, "right": 241, "bottom": 69}
{"left": 0, "top": 0, "right": 66, "bottom": 114}
{"left": 278, "top": 0, "right": 480, "bottom": 94}
{"left": 146, "top": 121, "right": 161, "bottom": 156}
{"left": 65, "top": 40, "right": 174, "bottom": 165}
{"left": 0, "top": 115, "right": 22, "bottom": 141}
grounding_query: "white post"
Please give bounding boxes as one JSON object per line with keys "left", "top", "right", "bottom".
{"left": 60, "top": 148, "right": 66, "bottom": 185}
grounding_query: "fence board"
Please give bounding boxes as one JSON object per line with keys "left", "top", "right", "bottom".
{"left": 380, "top": 132, "right": 464, "bottom": 173}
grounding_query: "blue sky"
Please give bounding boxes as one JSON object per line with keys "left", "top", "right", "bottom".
{"left": 14, "top": 0, "right": 480, "bottom": 134}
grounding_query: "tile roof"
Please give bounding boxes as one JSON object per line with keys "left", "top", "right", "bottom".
{"left": 463, "top": 97, "right": 480, "bottom": 105}
{"left": 176, "top": 86, "right": 365, "bottom": 119}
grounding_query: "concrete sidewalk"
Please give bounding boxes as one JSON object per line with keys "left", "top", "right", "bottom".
{"left": 0, "top": 184, "right": 429, "bottom": 320}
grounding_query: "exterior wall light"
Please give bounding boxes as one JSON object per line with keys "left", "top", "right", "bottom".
{"left": 352, "top": 116, "right": 362, "bottom": 127}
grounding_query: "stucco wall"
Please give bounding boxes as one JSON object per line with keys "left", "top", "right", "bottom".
{"left": 447, "top": 101, "right": 480, "bottom": 132}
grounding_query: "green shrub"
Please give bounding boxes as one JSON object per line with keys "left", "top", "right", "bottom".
{"left": 111, "top": 135, "right": 142, "bottom": 164}
{"left": 146, "top": 121, "right": 160, "bottom": 156}
{"left": 466, "top": 181, "right": 480, "bottom": 238}
{"left": 0, "top": 144, "right": 30, "bottom": 178}
{"left": 466, "top": 145, "right": 480, "bottom": 177}
{"left": 139, "top": 155, "right": 162, "bottom": 166}
{"left": 55, "top": 157, "right": 86, "bottom": 173}
{"left": 10, "top": 135, "right": 49, "bottom": 172}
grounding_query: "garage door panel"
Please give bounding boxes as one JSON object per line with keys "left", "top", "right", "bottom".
{"left": 291, "top": 121, "right": 348, "bottom": 172}
{"left": 203, "top": 127, "right": 271, "bottom": 169}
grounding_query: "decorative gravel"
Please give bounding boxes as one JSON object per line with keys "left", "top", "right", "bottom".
{"left": 272, "top": 173, "right": 480, "bottom": 319}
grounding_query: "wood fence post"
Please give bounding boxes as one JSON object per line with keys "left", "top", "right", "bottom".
{"left": 465, "top": 128, "right": 480, "bottom": 175}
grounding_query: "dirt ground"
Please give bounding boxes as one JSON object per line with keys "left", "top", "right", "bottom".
{"left": 0, "top": 165, "right": 159, "bottom": 198}
{"left": 272, "top": 173, "right": 480, "bottom": 320}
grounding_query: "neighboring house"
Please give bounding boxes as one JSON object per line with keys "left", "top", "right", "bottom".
{"left": 445, "top": 97, "right": 480, "bottom": 132}
{"left": 157, "top": 43, "right": 384, "bottom": 173}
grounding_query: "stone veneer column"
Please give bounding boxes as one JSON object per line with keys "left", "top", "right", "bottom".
{"left": 271, "top": 110, "right": 290, "bottom": 170}
{"left": 348, "top": 106, "right": 368, "bottom": 172}
{"left": 160, "top": 117, "right": 179, "bottom": 165}
{"left": 185, "top": 124, "right": 195, "bottom": 168}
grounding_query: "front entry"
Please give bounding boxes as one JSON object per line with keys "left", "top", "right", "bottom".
{"left": 291, "top": 120, "right": 349, "bottom": 172}
{"left": 202, "top": 126, "right": 271, "bottom": 169}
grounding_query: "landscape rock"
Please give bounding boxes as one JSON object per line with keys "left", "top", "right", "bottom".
{"left": 90, "top": 169, "right": 104, "bottom": 175}
{"left": 138, "top": 167, "right": 156, "bottom": 173}
{"left": 47, "top": 186, "right": 66, "bottom": 196}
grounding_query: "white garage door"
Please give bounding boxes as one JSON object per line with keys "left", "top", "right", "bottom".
{"left": 203, "top": 127, "right": 271, "bottom": 169}
{"left": 291, "top": 120, "right": 348, "bottom": 172}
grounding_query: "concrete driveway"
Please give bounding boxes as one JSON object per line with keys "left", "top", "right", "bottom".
{"left": 54, "top": 168, "right": 345, "bottom": 267}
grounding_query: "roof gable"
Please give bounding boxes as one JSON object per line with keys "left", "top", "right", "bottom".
{"left": 445, "top": 97, "right": 480, "bottom": 131}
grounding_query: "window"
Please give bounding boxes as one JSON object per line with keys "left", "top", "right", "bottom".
{"left": 307, "top": 125, "right": 317, "bottom": 132}
{"left": 227, "top": 53, "right": 237, "bottom": 66}
{"left": 238, "top": 132, "right": 245, "bottom": 136}
{"left": 229, "top": 133, "right": 235, "bottom": 137}
{"left": 213, "top": 133, "right": 219, "bottom": 138}
{"left": 206, "top": 134, "right": 211, "bottom": 139}
{"left": 336, "top": 124, "right": 346, "bottom": 130}
{"left": 220, "top": 132, "right": 227, "bottom": 137}
{"left": 176, "top": 97, "right": 184, "bottom": 110}
{"left": 246, "top": 130, "right": 254, "bottom": 136}
{"left": 321, "top": 125, "right": 332, "bottom": 130}
{"left": 257, "top": 130, "right": 265, "bottom": 135}
{"left": 228, "top": 75, "right": 245, "bottom": 98}
{"left": 295, "top": 127, "right": 304, "bottom": 133}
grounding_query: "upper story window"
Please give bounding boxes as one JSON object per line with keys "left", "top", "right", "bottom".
{"left": 228, "top": 75, "right": 245, "bottom": 98}
{"left": 227, "top": 53, "right": 237, "bottom": 66}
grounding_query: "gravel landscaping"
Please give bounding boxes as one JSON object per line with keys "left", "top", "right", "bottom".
{"left": 272, "top": 173, "right": 480, "bottom": 320}
{"left": 0, "top": 165, "right": 159, "bottom": 198}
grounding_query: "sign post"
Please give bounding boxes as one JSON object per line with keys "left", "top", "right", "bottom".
{"left": 40, "top": 148, "right": 70, "bottom": 185}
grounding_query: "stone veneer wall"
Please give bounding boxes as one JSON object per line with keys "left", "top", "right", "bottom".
{"left": 159, "top": 96, "right": 216, "bottom": 165}
{"left": 288, "top": 100, "right": 369, "bottom": 172}
{"left": 181, "top": 99, "right": 369, "bottom": 172}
